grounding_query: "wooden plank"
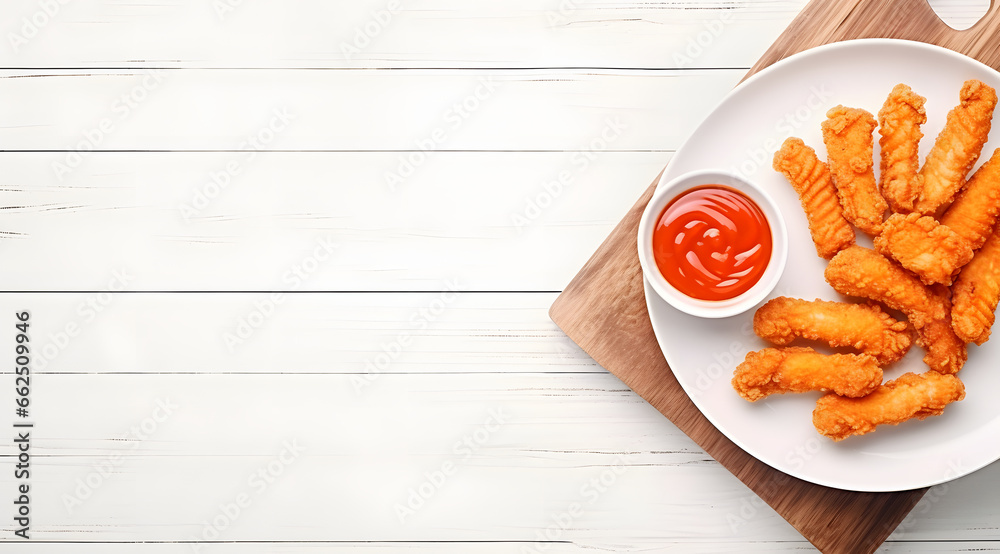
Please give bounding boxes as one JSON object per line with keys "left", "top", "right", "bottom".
{"left": 0, "top": 0, "right": 804, "bottom": 69}
{"left": 0, "top": 293, "right": 599, "bottom": 375}
{"left": 0, "top": 69, "right": 739, "bottom": 151}
{"left": 550, "top": 0, "right": 1000, "bottom": 552}
{"left": 0, "top": 0, "right": 989, "bottom": 69}
{"left": 6, "top": 545, "right": 591, "bottom": 554}
{"left": 0, "top": 372, "right": 788, "bottom": 544}
{"left": 0, "top": 371, "right": 995, "bottom": 545}
{"left": 7, "top": 542, "right": 1000, "bottom": 553}
{"left": 1, "top": 0, "right": 989, "bottom": 70}
{"left": 0, "top": 151, "right": 665, "bottom": 291}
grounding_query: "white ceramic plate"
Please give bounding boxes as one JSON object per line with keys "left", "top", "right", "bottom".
{"left": 646, "top": 39, "right": 1000, "bottom": 492}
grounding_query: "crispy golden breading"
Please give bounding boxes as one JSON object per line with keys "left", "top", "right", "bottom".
{"left": 824, "top": 246, "right": 967, "bottom": 374}
{"left": 754, "top": 81, "right": 988, "bottom": 441}
{"left": 915, "top": 79, "right": 998, "bottom": 215}
{"left": 918, "top": 289, "right": 968, "bottom": 375}
{"left": 732, "top": 347, "right": 882, "bottom": 402}
{"left": 825, "top": 246, "right": 943, "bottom": 328}
{"left": 822, "top": 106, "right": 887, "bottom": 234}
{"left": 952, "top": 225, "right": 1000, "bottom": 344}
{"left": 812, "top": 371, "right": 965, "bottom": 441}
{"left": 772, "top": 137, "right": 856, "bottom": 259}
{"left": 940, "top": 147, "right": 1000, "bottom": 250}
{"left": 753, "top": 297, "right": 912, "bottom": 364}
{"left": 878, "top": 84, "right": 927, "bottom": 213}
{"left": 873, "top": 212, "right": 974, "bottom": 286}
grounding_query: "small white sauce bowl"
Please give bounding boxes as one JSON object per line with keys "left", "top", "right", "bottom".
{"left": 637, "top": 169, "right": 788, "bottom": 318}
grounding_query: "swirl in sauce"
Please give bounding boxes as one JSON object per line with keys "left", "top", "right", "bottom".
{"left": 652, "top": 185, "right": 772, "bottom": 301}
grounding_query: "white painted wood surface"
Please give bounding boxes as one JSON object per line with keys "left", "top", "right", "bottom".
{"left": 1, "top": 1, "right": 998, "bottom": 552}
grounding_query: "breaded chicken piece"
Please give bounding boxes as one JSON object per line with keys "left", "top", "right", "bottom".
{"left": 915, "top": 79, "right": 998, "bottom": 215}
{"left": 825, "top": 246, "right": 943, "bottom": 328}
{"left": 812, "top": 371, "right": 965, "bottom": 441}
{"left": 952, "top": 225, "right": 1000, "bottom": 344}
{"left": 878, "top": 84, "right": 927, "bottom": 213}
{"left": 825, "top": 246, "right": 967, "bottom": 374}
{"left": 822, "top": 106, "right": 887, "bottom": 234}
{"left": 919, "top": 288, "right": 968, "bottom": 375}
{"left": 773, "top": 138, "right": 856, "bottom": 259}
{"left": 873, "top": 212, "right": 974, "bottom": 286}
{"left": 753, "top": 297, "right": 912, "bottom": 364}
{"left": 732, "top": 347, "right": 882, "bottom": 402}
{"left": 940, "top": 147, "right": 1000, "bottom": 251}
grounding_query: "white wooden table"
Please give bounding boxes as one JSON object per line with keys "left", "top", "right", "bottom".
{"left": 2, "top": 1, "right": 998, "bottom": 552}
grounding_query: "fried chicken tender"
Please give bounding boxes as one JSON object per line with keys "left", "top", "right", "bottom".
{"left": 915, "top": 79, "right": 998, "bottom": 215}
{"left": 822, "top": 106, "right": 887, "bottom": 234}
{"left": 878, "top": 84, "right": 927, "bottom": 213}
{"left": 772, "top": 138, "right": 856, "bottom": 259}
{"left": 824, "top": 246, "right": 967, "bottom": 374}
{"left": 940, "top": 147, "right": 1000, "bottom": 251}
{"left": 919, "top": 289, "right": 968, "bottom": 375}
{"left": 825, "top": 246, "right": 942, "bottom": 327}
{"left": 873, "top": 212, "right": 974, "bottom": 286}
{"left": 753, "top": 297, "right": 912, "bottom": 364}
{"left": 732, "top": 347, "right": 882, "bottom": 402}
{"left": 952, "top": 225, "right": 1000, "bottom": 344}
{"left": 812, "top": 371, "right": 965, "bottom": 441}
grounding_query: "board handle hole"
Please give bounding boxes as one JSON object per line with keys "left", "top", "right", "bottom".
{"left": 925, "top": 0, "right": 991, "bottom": 30}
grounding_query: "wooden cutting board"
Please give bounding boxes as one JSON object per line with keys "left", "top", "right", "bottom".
{"left": 549, "top": 0, "right": 1000, "bottom": 552}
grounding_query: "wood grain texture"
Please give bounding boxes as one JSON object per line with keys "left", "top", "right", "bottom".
{"left": 0, "top": 151, "right": 666, "bottom": 291}
{"left": 1, "top": 294, "right": 996, "bottom": 547}
{"left": 8, "top": 543, "right": 1000, "bottom": 553}
{"left": 549, "top": 0, "right": 1000, "bottom": 551}
{"left": 750, "top": 0, "right": 1000, "bottom": 76}
{"left": 0, "top": 371, "right": 805, "bottom": 546}
{"left": 2, "top": 0, "right": 986, "bottom": 71}
{"left": 2, "top": 293, "right": 600, "bottom": 375}
{"left": 0, "top": 0, "right": 803, "bottom": 70}
{"left": 0, "top": 69, "right": 740, "bottom": 151}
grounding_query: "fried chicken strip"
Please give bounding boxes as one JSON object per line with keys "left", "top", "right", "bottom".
{"left": 753, "top": 297, "right": 912, "bottom": 364}
{"left": 952, "top": 224, "right": 1000, "bottom": 344}
{"left": 825, "top": 246, "right": 942, "bottom": 327}
{"left": 772, "top": 137, "right": 856, "bottom": 259}
{"left": 920, "top": 289, "right": 968, "bottom": 375}
{"left": 878, "top": 84, "right": 927, "bottom": 213}
{"left": 824, "top": 246, "right": 967, "bottom": 374}
{"left": 940, "top": 147, "right": 1000, "bottom": 251}
{"left": 915, "top": 79, "right": 998, "bottom": 215}
{"left": 822, "top": 106, "right": 887, "bottom": 234}
{"left": 873, "top": 212, "right": 974, "bottom": 286}
{"left": 732, "top": 347, "right": 882, "bottom": 402}
{"left": 812, "top": 371, "right": 965, "bottom": 441}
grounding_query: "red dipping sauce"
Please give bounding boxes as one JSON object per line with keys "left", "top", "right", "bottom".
{"left": 652, "top": 185, "right": 772, "bottom": 301}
